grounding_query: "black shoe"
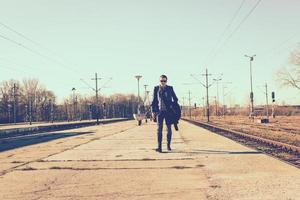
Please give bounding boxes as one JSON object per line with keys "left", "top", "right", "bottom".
{"left": 155, "top": 147, "right": 162, "bottom": 153}
{"left": 167, "top": 144, "right": 172, "bottom": 151}
{"left": 174, "top": 124, "right": 179, "bottom": 131}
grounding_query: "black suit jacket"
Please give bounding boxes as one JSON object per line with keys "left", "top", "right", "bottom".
{"left": 151, "top": 85, "right": 178, "bottom": 113}
{"left": 151, "top": 85, "right": 181, "bottom": 128}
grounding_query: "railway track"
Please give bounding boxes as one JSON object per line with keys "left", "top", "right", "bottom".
{"left": 182, "top": 118, "right": 300, "bottom": 168}
{"left": 210, "top": 121, "right": 300, "bottom": 147}
{"left": 212, "top": 120, "right": 300, "bottom": 135}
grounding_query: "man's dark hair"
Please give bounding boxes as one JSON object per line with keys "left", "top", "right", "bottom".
{"left": 160, "top": 75, "right": 168, "bottom": 80}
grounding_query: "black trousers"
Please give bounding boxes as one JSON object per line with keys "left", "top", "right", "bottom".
{"left": 156, "top": 111, "right": 172, "bottom": 146}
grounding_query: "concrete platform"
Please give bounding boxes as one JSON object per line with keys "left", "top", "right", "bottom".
{"left": 0, "top": 118, "right": 128, "bottom": 139}
{"left": 0, "top": 120, "right": 299, "bottom": 200}
{"left": 0, "top": 120, "right": 94, "bottom": 130}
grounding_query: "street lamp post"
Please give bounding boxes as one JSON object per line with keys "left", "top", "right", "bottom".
{"left": 245, "top": 54, "right": 256, "bottom": 119}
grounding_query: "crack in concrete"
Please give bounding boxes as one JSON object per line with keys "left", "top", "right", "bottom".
{"left": 41, "top": 157, "right": 194, "bottom": 162}
{"left": 15, "top": 165, "right": 204, "bottom": 171}
{"left": 0, "top": 124, "right": 137, "bottom": 177}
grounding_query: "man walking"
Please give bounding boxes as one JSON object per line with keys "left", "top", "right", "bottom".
{"left": 151, "top": 75, "right": 178, "bottom": 153}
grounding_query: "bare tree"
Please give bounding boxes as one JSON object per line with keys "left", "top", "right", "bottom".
{"left": 0, "top": 77, "right": 139, "bottom": 124}
{"left": 277, "top": 47, "right": 300, "bottom": 90}
{"left": 0, "top": 80, "right": 22, "bottom": 123}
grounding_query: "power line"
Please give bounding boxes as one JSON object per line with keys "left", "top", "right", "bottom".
{"left": 0, "top": 55, "right": 39, "bottom": 76}
{"left": 203, "top": 0, "right": 247, "bottom": 65}
{"left": 0, "top": 34, "right": 49, "bottom": 59}
{"left": 224, "top": 0, "right": 262, "bottom": 44}
{"left": 208, "top": 0, "right": 263, "bottom": 63}
{"left": 80, "top": 79, "right": 96, "bottom": 92}
{"left": 0, "top": 64, "right": 28, "bottom": 75}
{"left": 261, "top": 32, "right": 300, "bottom": 59}
{"left": 0, "top": 57, "right": 41, "bottom": 75}
{"left": 0, "top": 21, "right": 83, "bottom": 75}
{"left": 0, "top": 22, "right": 43, "bottom": 48}
{"left": 0, "top": 32, "right": 81, "bottom": 78}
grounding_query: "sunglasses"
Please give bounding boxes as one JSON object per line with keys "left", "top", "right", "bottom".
{"left": 160, "top": 80, "right": 167, "bottom": 82}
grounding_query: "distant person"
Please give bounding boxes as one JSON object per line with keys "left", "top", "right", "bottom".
{"left": 151, "top": 75, "right": 180, "bottom": 153}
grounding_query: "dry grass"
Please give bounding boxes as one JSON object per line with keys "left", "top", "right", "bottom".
{"left": 192, "top": 115, "right": 300, "bottom": 147}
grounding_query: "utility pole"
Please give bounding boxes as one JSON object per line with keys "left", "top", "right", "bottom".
{"left": 202, "top": 97, "right": 205, "bottom": 117}
{"left": 188, "top": 90, "right": 192, "bottom": 119}
{"left": 25, "top": 105, "right": 28, "bottom": 123}
{"left": 82, "top": 74, "right": 112, "bottom": 123}
{"left": 245, "top": 54, "right": 256, "bottom": 119}
{"left": 8, "top": 104, "right": 11, "bottom": 123}
{"left": 214, "top": 96, "right": 218, "bottom": 116}
{"left": 182, "top": 97, "right": 186, "bottom": 117}
{"left": 146, "top": 90, "right": 150, "bottom": 106}
{"left": 202, "top": 68, "right": 212, "bottom": 122}
{"left": 222, "top": 85, "right": 226, "bottom": 116}
{"left": 143, "top": 84, "right": 148, "bottom": 122}
{"left": 29, "top": 94, "right": 32, "bottom": 125}
{"left": 92, "top": 73, "right": 101, "bottom": 125}
{"left": 88, "top": 103, "right": 92, "bottom": 120}
{"left": 49, "top": 99, "right": 54, "bottom": 123}
{"left": 222, "top": 82, "right": 232, "bottom": 117}
{"left": 111, "top": 99, "right": 116, "bottom": 118}
{"left": 190, "top": 69, "right": 212, "bottom": 122}
{"left": 103, "top": 102, "right": 107, "bottom": 119}
{"left": 13, "top": 83, "right": 17, "bottom": 124}
{"left": 213, "top": 76, "right": 222, "bottom": 116}
{"left": 65, "top": 101, "right": 69, "bottom": 122}
{"left": 144, "top": 84, "right": 148, "bottom": 103}
{"left": 75, "top": 96, "right": 78, "bottom": 120}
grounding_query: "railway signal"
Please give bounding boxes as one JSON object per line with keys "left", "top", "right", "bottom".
{"left": 272, "top": 91, "right": 276, "bottom": 118}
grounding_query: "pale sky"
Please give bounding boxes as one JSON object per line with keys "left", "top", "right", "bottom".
{"left": 0, "top": 0, "right": 299, "bottom": 106}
